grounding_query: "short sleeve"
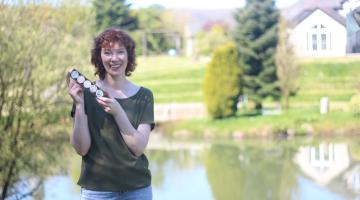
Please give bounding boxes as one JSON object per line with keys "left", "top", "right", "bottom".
{"left": 139, "top": 90, "right": 155, "bottom": 130}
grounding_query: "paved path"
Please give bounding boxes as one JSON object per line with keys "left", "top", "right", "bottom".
{"left": 154, "top": 102, "right": 206, "bottom": 122}
{"left": 154, "top": 101, "right": 350, "bottom": 121}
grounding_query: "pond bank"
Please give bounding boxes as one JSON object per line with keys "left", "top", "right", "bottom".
{"left": 153, "top": 111, "right": 360, "bottom": 140}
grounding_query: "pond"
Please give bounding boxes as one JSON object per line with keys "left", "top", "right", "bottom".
{"left": 20, "top": 134, "right": 360, "bottom": 200}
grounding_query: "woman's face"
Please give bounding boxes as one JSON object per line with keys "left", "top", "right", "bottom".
{"left": 101, "top": 42, "right": 128, "bottom": 78}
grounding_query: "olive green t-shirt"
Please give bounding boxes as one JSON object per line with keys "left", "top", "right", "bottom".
{"left": 71, "top": 86, "right": 154, "bottom": 192}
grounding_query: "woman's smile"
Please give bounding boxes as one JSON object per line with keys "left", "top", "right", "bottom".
{"left": 101, "top": 43, "right": 128, "bottom": 76}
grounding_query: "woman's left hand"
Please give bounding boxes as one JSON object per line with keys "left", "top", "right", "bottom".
{"left": 96, "top": 95, "right": 121, "bottom": 116}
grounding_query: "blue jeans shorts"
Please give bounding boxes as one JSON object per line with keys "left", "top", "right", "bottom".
{"left": 80, "top": 186, "right": 152, "bottom": 200}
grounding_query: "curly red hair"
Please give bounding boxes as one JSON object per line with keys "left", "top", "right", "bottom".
{"left": 91, "top": 28, "right": 136, "bottom": 79}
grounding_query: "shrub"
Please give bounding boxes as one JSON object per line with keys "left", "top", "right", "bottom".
{"left": 203, "top": 43, "right": 242, "bottom": 119}
{"left": 350, "top": 93, "right": 360, "bottom": 117}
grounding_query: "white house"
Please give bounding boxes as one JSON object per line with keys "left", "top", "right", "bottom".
{"left": 178, "top": 0, "right": 360, "bottom": 58}
{"left": 283, "top": 0, "right": 360, "bottom": 57}
{"left": 288, "top": 8, "right": 347, "bottom": 57}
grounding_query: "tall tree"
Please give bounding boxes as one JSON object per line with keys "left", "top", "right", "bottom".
{"left": 275, "top": 17, "right": 299, "bottom": 111}
{"left": 0, "top": 3, "right": 92, "bottom": 199}
{"left": 93, "top": 0, "right": 138, "bottom": 31}
{"left": 233, "top": 0, "right": 280, "bottom": 110}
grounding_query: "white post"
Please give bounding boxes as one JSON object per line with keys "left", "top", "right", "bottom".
{"left": 320, "top": 97, "right": 329, "bottom": 114}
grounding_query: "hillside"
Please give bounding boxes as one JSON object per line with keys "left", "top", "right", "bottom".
{"left": 132, "top": 56, "right": 360, "bottom": 107}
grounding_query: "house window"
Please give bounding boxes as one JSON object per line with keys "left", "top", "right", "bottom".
{"left": 306, "top": 33, "right": 309, "bottom": 50}
{"left": 321, "top": 34, "right": 327, "bottom": 50}
{"left": 308, "top": 24, "right": 330, "bottom": 52}
{"left": 312, "top": 34, "right": 317, "bottom": 50}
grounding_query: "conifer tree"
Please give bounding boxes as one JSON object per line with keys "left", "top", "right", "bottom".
{"left": 233, "top": 0, "right": 280, "bottom": 110}
{"left": 93, "top": 0, "right": 138, "bottom": 31}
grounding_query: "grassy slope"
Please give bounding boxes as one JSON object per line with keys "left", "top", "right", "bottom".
{"left": 133, "top": 56, "right": 360, "bottom": 136}
{"left": 130, "top": 56, "right": 207, "bottom": 103}
{"left": 133, "top": 56, "right": 360, "bottom": 107}
{"left": 291, "top": 57, "right": 360, "bottom": 105}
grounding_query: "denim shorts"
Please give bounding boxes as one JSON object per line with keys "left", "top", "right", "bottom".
{"left": 80, "top": 186, "right": 152, "bottom": 200}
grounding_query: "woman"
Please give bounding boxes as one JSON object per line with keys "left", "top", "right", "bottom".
{"left": 67, "top": 28, "right": 154, "bottom": 200}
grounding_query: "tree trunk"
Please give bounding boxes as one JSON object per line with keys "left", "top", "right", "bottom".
{"left": 284, "top": 96, "right": 289, "bottom": 112}
{"left": 283, "top": 91, "right": 290, "bottom": 112}
{"left": 255, "top": 102, "right": 262, "bottom": 111}
{"left": 1, "top": 160, "right": 16, "bottom": 200}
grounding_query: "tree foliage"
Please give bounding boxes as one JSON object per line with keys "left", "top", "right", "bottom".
{"left": 204, "top": 144, "right": 298, "bottom": 200}
{"left": 196, "top": 24, "right": 231, "bottom": 56}
{"left": 203, "top": 43, "right": 242, "bottom": 119}
{"left": 133, "top": 5, "right": 176, "bottom": 55}
{"left": 93, "top": 0, "right": 138, "bottom": 32}
{"left": 0, "top": 2, "right": 92, "bottom": 199}
{"left": 275, "top": 17, "right": 299, "bottom": 111}
{"left": 350, "top": 93, "right": 360, "bottom": 117}
{"left": 233, "top": 0, "right": 280, "bottom": 109}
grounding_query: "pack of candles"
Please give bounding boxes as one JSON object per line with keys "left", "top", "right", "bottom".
{"left": 68, "top": 69, "right": 106, "bottom": 98}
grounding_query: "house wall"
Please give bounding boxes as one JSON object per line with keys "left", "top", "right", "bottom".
{"left": 289, "top": 9, "right": 347, "bottom": 57}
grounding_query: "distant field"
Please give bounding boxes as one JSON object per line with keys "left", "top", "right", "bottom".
{"left": 291, "top": 57, "right": 360, "bottom": 106}
{"left": 131, "top": 56, "right": 207, "bottom": 103}
{"left": 132, "top": 55, "right": 360, "bottom": 105}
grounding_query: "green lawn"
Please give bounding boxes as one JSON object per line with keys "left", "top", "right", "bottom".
{"left": 162, "top": 107, "right": 360, "bottom": 138}
{"left": 290, "top": 58, "right": 360, "bottom": 105}
{"left": 130, "top": 56, "right": 207, "bottom": 103}
{"left": 132, "top": 56, "right": 360, "bottom": 106}
{"left": 130, "top": 56, "right": 360, "bottom": 137}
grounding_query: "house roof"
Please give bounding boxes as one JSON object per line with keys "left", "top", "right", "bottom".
{"left": 282, "top": 0, "right": 345, "bottom": 19}
{"left": 290, "top": 7, "right": 346, "bottom": 28}
{"left": 282, "top": 0, "right": 347, "bottom": 28}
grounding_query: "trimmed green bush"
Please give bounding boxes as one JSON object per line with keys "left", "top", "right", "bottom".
{"left": 350, "top": 93, "right": 360, "bottom": 117}
{"left": 203, "top": 43, "right": 242, "bottom": 119}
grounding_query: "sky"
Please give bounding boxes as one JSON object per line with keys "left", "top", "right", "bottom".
{"left": 129, "top": 0, "right": 299, "bottom": 9}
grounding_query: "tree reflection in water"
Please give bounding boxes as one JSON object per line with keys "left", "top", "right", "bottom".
{"left": 204, "top": 143, "right": 298, "bottom": 200}
{"left": 147, "top": 149, "right": 203, "bottom": 188}
{"left": 63, "top": 138, "right": 360, "bottom": 200}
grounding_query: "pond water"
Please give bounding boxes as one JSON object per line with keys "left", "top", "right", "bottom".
{"left": 19, "top": 135, "right": 360, "bottom": 200}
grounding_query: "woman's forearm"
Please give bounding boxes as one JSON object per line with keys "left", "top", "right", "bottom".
{"left": 71, "top": 104, "right": 91, "bottom": 156}
{"left": 112, "top": 106, "right": 150, "bottom": 157}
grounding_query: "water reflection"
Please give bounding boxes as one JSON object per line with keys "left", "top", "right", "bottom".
{"left": 294, "top": 143, "right": 350, "bottom": 185}
{"left": 204, "top": 143, "right": 298, "bottom": 200}
{"left": 147, "top": 140, "right": 359, "bottom": 200}
{"left": 147, "top": 149, "right": 213, "bottom": 200}
{"left": 344, "top": 165, "right": 360, "bottom": 193}
{"left": 22, "top": 137, "right": 360, "bottom": 200}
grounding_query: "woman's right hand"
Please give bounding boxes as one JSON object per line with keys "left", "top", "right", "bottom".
{"left": 67, "top": 78, "right": 84, "bottom": 105}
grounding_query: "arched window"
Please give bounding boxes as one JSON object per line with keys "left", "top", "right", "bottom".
{"left": 307, "top": 24, "right": 331, "bottom": 51}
